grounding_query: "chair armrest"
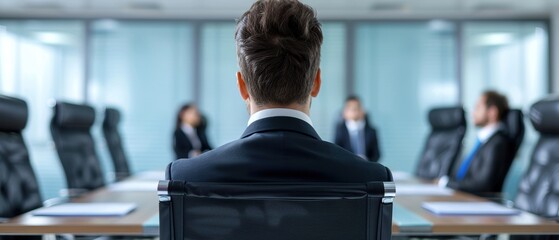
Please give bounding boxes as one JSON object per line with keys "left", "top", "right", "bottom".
{"left": 484, "top": 197, "right": 514, "bottom": 208}
{"left": 59, "top": 188, "right": 88, "bottom": 198}
{"left": 478, "top": 192, "right": 514, "bottom": 208}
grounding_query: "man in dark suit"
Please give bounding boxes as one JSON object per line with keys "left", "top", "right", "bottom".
{"left": 446, "top": 90, "right": 513, "bottom": 195}
{"left": 167, "top": 0, "right": 392, "bottom": 183}
{"left": 334, "top": 96, "right": 381, "bottom": 162}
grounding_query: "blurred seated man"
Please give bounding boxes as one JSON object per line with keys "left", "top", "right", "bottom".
{"left": 334, "top": 96, "right": 381, "bottom": 162}
{"left": 166, "top": 0, "right": 392, "bottom": 183}
{"left": 445, "top": 90, "right": 513, "bottom": 195}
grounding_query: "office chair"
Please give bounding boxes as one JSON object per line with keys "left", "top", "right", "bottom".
{"left": 503, "top": 109, "right": 525, "bottom": 157}
{"left": 0, "top": 95, "right": 42, "bottom": 240}
{"left": 416, "top": 107, "right": 466, "bottom": 180}
{"left": 50, "top": 102, "right": 105, "bottom": 195}
{"left": 511, "top": 97, "right": 559, "bottom": 240}
{"left": 158, "top": 180, "right": 395, "bottom": 240}
{"left": 102, "top": 107, "right": 131, "bottom": 181}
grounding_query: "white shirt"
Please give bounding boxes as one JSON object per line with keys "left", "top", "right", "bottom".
{"left": 181, "top": 124, "right": 201, "bottom": 150}
{"left": 477, "top": 123, "right": 502, "bottom": 143}
{"left": 345, "top": 119, "right": 365, "bottom": 132}
{"left": 247, "top": 108, "right": 313, "bottom": 126}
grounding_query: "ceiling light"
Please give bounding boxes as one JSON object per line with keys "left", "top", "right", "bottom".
{"left": 474, "top": 33, "right": 514, "bottom": 46}
{"left": 34, "top": 32, "right": 70, "bottom": 45}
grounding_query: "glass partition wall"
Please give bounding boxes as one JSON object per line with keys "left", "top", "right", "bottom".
{"left": 0, "top": 19, "right": 550, "bottom": 201}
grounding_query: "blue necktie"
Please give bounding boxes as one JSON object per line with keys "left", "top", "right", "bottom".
{"left": 456, "top": 138, "right": 482, "bottom": 181}
{"left": 350, "top": 129, "right": 366, "bottom": 157}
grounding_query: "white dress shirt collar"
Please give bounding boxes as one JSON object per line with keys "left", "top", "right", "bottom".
{"left": 477, "top": 123, "right": 501, "bottom": 143}
{"left": 181, "top": 124, "right": 195, "bottom": 134}
{"left": 247, "top": 108, "right": 313, "bottom": 126}
{"left": 181, "top": 123, "right": 201, "bottom": 150}
{"left": 345, "top": 119, "right": 365, "bottom": 132}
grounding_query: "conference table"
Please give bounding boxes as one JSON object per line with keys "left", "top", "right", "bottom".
{"left": 0, "top": 171, "right": 557, "bottom": 236}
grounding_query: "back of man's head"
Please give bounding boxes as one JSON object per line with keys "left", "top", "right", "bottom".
{"left": 235, "top": 0, "right": 323, "bottom": 106}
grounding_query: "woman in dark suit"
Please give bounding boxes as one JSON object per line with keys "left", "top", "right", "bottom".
{"left": 173, "top": 104, "right": 212, "bottom": 160}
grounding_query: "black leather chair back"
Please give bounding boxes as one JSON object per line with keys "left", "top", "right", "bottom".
{"left": 158, "top": 180, "right": 395, "bottom": 240}
{"left": 102, "top": 108, "right": 131, "bottom": 181}
{"left": 514, "top": 97, "right": 559, "bottom": 219}
{"left": 50, "top": 102, "right": 104, "bottom": 191}
{"left": 503, "top": 109, "right": 525, "bottom": 157}
{"left": 0, "top": 95, "right": 43, "bottom": 219}
{"left": 416, "top": 107, "right": 466, "bottom": 180}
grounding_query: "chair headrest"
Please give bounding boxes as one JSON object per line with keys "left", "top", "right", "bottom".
{"left": 0, "top": 95, "right": 28, "bottom": 132}
{"left": 428, "top": 107, "right": 466, "bottom": 130}
{"left": 529, "top": 96, "right": 559, "bottom": 135}
{"left": 503, "top": 109, "right": 524, "bottom": 135}
{"left": 52, "top": 102, "right": 95, "bottom": 129}
{"left": 103, "top": 108, "right": 121, "bottom": 129}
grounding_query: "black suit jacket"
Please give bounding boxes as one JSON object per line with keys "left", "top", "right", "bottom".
{"left": 173, "top": 127, "right": 212, "bottom": 160}
{"left": 334, "top": 120, "right": 381, "bottom": 162}
{"left": 168, "top": 116, "right": 392, "bottom": 183}
{"left": 447, "top": 129, "right": 513, "bottom": 195}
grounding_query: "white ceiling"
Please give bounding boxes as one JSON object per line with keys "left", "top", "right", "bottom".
{"left": 0, "top": 0, "right": 558, "bottom": 19}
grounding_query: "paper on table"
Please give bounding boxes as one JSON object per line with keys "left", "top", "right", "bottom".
{"left": 33, "top": 203, "right": 137, "bottom": 217}
{"left": 422, "top": 202, "right": 521, "bottom": 216}
{"left": 396, "top": 184, "right": 454, "bottom": 196}
{"left": 392, "top": 171, "right": 413, "bottom": 181}
{"left": 134, "top": 171, "right": 165, "bottom": 181}
{"left": 107, "top": 181, "right": 159, "bottom": 192}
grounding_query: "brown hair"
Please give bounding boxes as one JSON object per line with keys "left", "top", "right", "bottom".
{"left": 235, "top": 0, "right": 323, "bottom": 105}
{"left": 483, "top": 90, "right": 509, "bottom": 121}
{"left": 345, "top": 95, "right": 361, "bottom": 104}
{"left": 175, "top": 103, "right": 194, "bottom": 130}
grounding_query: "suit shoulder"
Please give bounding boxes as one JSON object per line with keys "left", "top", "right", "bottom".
{"left": 320, "top": 140, "right": 391, "bottom": 179}
{"left": 488, "top": 131, "right": 511, "bottom": 145}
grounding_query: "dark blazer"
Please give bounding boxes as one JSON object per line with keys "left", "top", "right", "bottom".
{"left": 334, "top": 119, "right": 381, "bottom": 162}
{"left": 447, "top": 129, "right": 513, "bottom": 195}
{"left": 173, "top": 127, "right": 212, "bottom": 160}
{"left": 168, "top": 116, "right": 392, "bottom": 183}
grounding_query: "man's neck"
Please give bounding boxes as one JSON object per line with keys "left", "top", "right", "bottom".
{"left": 477, "top": 122, "right": 501, "bottom": 143}
{"left": 250, "top": 102, "right": 310, "bottom": 116}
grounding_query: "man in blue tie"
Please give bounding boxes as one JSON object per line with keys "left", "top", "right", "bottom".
{"left": 445, "top": 90, "right": 514, "bottom": 196}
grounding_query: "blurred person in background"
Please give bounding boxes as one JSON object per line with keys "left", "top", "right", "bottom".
{"left": 173, "top": 103, "right": 212, "bottom": 159}
{"left": 334, "top": 95, "right": 381, "bottom": 162}
{"left": 444, "top": 90, "right": 512, "bottom": 195}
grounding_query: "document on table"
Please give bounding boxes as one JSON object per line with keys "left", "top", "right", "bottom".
{"left": 392, "top": 171, "right": 413, "bottom": 181}
{"left": 33, "top": 203, "right": 137, "bottom": 217}
{"left": 422, "top": 202, "right": 521, "bottom": 216}
{"left": 107, "top": 181, "right": 159, "bottom": 192}
{"left": 396, "top": 184, "right": 454, "bottom": 196}
{"left": 134, "top": 171, "right": 165, "bottom": 181}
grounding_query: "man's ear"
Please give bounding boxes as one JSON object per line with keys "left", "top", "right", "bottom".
{"left": 488, "top": 105, "right": 499, "bottom": 122}
{"left": 310, "top": 69, "right": 321, "bottom": 97}
{"left": 237, "top": 72, "right": 249, "bottom": 101}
